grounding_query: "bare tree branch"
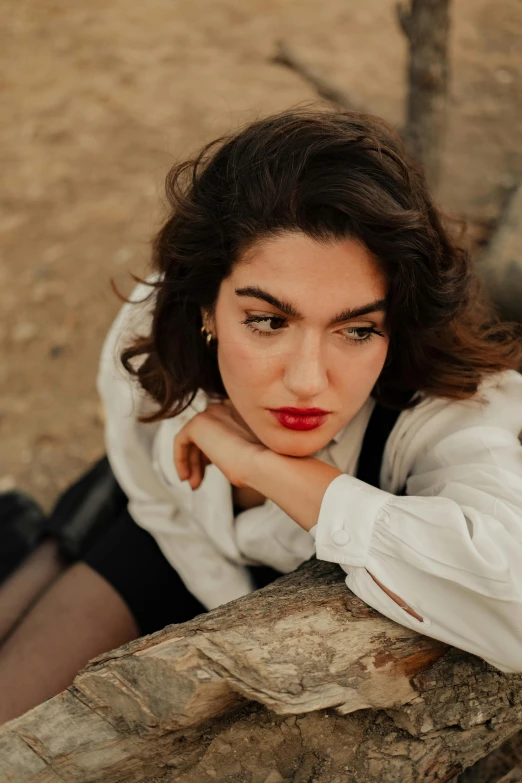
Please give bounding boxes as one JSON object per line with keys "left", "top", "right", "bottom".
{"left": 396, "top": 2, "right": 413, "bottom": 39}
{"left": 272, "top": 40, "right": 361, "bottom": 111}
{"left": 398, "top": 0, "right": 451, "bottom": 189}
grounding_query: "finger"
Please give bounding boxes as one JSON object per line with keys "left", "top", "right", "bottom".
{"left": 199, "top": 450, "right": 208, "bottom": 483}
{"left": 188, "top": 443, "right": 202, "bottom": 490}
{"left": 174, "top": 433, "right": 192, "bottom": 481}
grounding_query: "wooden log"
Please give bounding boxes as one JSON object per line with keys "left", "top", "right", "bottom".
{"left": 1, "top": 559, "right": 521, "bottom": 783}
{"left": 397, "top": 0, "right": 451, "bottom": 189}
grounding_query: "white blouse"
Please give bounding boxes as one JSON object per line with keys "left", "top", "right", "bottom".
{"left": 97, "top": 279, "right": 522, "bottom": 673}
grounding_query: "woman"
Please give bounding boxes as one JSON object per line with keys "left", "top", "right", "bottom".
{"left": 1, "top": 107, "right": 522, "bottom": 724}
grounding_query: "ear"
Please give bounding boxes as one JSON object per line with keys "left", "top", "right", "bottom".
{"left": 200, "top": 308, "right": 216, "bottom": 334}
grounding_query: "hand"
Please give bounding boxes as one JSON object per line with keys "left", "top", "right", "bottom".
{"left": 173, "top": 400, "right": 267, "bottom": 490}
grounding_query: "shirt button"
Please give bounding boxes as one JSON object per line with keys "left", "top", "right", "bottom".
{"left": 332, "top": 529, "right": 351, "bottom": 545}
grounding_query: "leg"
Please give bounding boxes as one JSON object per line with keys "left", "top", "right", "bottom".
{"left": 0, "top": 455, "right": 129, "bottom": 644}
{"left": 0, "top": 562, "right": 139, "bottom": 725}
{"left": 0, "top": 539, "right": 66, "bottom": 643}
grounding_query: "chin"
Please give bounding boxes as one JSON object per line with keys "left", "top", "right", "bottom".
{"left": 259, "top": 430, "right": 330, "bottom": 458}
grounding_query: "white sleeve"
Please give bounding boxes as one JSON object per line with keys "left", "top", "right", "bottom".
{"left": 96, "top": 281, "right": 253, "bottom": 610}
{"left": 234, "top": 500, "right": 316, "bottom": 573}
{"left": 311, "top": 370, "right": 522, "bottom": 672}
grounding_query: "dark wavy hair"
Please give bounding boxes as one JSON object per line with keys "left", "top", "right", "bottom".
{"left": 116, "top": 107, "right": 522, "bottom": 423}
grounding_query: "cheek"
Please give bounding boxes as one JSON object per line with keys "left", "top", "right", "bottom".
{"left": 363, "top": 340, "right": 388, "bottom": 373}
{"left": 334, "top": 341, "right": 388, "bottom": 389}
{"left": 362, "top": 344, "right": 388, "bottom": 382}
{"left": 217, "top": 336, "right": 279, "bottom": 392}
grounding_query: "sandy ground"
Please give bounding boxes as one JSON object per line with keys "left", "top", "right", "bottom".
{"left": 1, "top": 0, "right": 521, "bottom": 511}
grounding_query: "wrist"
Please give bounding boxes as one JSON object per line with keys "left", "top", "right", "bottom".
{"left": 241, "top": 446, "right": 281, "bottom": 490}
{"left": 241, "top": 448, "right": 342, "bottom": 532}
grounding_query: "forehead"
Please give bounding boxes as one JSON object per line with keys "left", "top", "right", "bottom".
{"left": 229, "top": 231, "right": 387, "bottom": 306}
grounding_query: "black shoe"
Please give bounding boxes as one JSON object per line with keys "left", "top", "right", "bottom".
{"left": 0, "top": 491, "right": 47, "bottom": 584}
{"left": 44, "top": 456, "right": 128, "bottom": 561}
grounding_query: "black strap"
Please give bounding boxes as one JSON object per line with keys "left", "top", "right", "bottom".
{"left": 356, "top": 394, "right": 415, "bottom": 489}
{"left": 45, "top": 456, "right": 127, "bottom": 560}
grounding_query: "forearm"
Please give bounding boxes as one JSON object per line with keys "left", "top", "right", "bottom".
{"left": 244, "top": 450, "right": 342, "bottom": 531}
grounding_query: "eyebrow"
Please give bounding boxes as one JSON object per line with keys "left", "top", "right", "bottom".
{"left": 234, "top": 285, "right": 387, "bottom": 326}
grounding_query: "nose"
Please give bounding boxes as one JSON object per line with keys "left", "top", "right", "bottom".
{"left": 283, "top": 331, "right": 329, "bottom": 400}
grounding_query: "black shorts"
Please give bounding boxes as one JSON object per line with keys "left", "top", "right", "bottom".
{"left": 83, "top": 506, "right": 283, "bottom": 636}
{"left": 45, "top": 456, "right": 284, "bottom": 636}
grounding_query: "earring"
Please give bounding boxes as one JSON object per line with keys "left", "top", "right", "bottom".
{"left": 200, "top": 325, "right": 214, "bottom": 345}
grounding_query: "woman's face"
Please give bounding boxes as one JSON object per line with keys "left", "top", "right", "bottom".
{"left": 209, "top": 231, "right": 390, "bottom": 457}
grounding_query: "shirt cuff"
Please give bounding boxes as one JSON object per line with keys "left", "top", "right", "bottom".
{"left": 313, "top": 473, "right": 392, "bottom": 567}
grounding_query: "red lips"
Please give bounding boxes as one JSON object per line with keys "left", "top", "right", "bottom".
{"left": 276, "top": 407, "right": 329, "bottom": 415}
{"left": 269, "top": 407, "right": 330, "bottom": 431}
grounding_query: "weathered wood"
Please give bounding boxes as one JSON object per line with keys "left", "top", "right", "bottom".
{"left": 1, "top": 559, "right": 521, "bottom": 783}
{"left": 143, "top": 683, "right": 522, "bottom": 783}
{"left": 477, "top": 184, "right": 522, "bottom": 323}
{"left": 397, "top": 0, "right": 451, "bottom": 188}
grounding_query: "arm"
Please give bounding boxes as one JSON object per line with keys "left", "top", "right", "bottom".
{"left": 242, "top": 453, "right": 342, "bottom": 533}
{"left": 243, "top": 372, "right": 522, "bottom": 672}
{"left": 241, "top": 452, "right": 421, "bottom": 616}
{"left": 97, "top": 283, "right": 254, "bottom": 610}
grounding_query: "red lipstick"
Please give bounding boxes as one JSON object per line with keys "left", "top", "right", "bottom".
{"left": 269, "top": 407, "right": 330, "bottom": 431}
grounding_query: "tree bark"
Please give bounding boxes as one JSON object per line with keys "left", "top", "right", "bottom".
{"left": 1, "top": 559, "right": 521, "bottom": 783}
{"left": 397, "top": 0, "right": 451, "bottom": 189}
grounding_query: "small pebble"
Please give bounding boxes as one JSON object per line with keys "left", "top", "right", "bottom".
{"left": 12, "top": 322, "right": 38, "bottom": 344}
{"left": 495, "top": 69, "right": 513, "bottom": 84}
{"left": 20, "top": 449, "right": 33, "bottom": 465}
{"left": 49, "top": 345, "right": 65, "bottom": 358}
{"left": 33, "top": 267, "right": 53, "bottom": 281}
{"left": 43, "top": 244, "right": 63, "bottom": 263}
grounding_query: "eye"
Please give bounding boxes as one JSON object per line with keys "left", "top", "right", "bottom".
{"left": 241, "top": 314, "right": 287, "bottom": 337}
{"left": 339, "top": 326, "right": 385, "bottom": 345}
